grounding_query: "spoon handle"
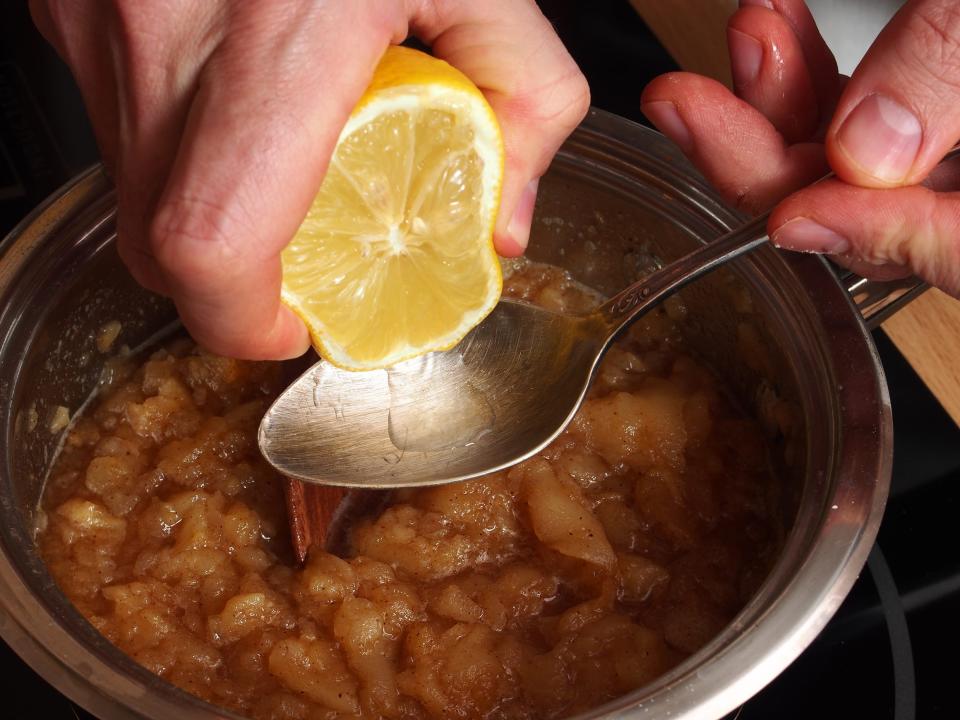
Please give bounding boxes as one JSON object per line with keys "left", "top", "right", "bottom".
{"left": 595, "top": 211, "right": 770, "bottom": 337}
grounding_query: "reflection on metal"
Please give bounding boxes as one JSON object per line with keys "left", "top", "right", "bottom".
{"left": 867, "top": 546, "right": 916, "bottom": 720}
{"left": 259, "top": 215, "right": 769, "bottom": 488}
{"left": 848, "top": 275, "right": 928, "bottom": 331}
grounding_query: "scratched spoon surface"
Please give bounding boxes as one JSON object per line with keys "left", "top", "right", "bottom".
{"left": 258, "top": 213, "right": 769, "bottom": 488}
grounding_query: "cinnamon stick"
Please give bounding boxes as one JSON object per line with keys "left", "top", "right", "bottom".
{"left": 283, "top": 478, "right": 347, "bottom": 564}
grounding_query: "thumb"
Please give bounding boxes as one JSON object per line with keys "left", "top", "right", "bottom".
{"left": 413, "top": 0, "right": 590, "bottom": 256}
{"left": 825, "top": 0, "right": 960, "bottom": 187}
{"left": 770, "top": 179, "right": 960, "bottom": 297}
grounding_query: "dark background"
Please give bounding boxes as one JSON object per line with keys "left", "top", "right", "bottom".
{"left": 1, "top": 1, "right": 959, "bottom": 718}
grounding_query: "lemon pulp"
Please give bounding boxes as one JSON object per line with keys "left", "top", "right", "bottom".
{"left": 281, "top": 47, "right": 503, "bottom": 371}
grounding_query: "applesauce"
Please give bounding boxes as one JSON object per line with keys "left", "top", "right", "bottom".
{"left": 39, "top": 261, "right": 781, "bottom": 719}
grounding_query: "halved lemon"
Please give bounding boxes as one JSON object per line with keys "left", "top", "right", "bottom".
{"left": 281, "top": 46, "right": 504, "bottom": 371}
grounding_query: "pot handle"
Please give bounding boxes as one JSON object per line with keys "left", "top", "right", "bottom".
{"left": 843, "top": 272, "right": 927, "bottom": 331}
{"left": 822, "top": 144, "right": 960, "bottom": 330}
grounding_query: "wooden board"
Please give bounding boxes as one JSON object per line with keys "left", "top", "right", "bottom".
{"left": 882, "top": 290, "right": 960, "bottom": 427}
{"left": 629, "top": 0, "right": 737, "bottom": 87}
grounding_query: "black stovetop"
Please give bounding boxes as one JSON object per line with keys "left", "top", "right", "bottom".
{"left": 2, "top": 2, "right": 958, "bottom": 718}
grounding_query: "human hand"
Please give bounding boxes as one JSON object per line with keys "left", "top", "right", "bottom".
{"left": 641, "top": 0, "right": 960, "bottom": 296}
{"left": 30, "top": 0, "right": 589, "bottom": 359}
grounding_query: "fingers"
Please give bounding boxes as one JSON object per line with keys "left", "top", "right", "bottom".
{"left": 742, "top": 0, "right": 840, "bottom": 111}
{"left": 110, "top": 1, "right": 229, "bottom": 299}
{"left": 728, "top": 5, "right": 818, "bottom": 142}
{"left": 641, "top": 73, "right": 827, "bottom": 214}
{"left": 825, "top": 0, "right": 960, "bottom": 187}
{"left": 411, "top": 0, "right": 590, "bottom": 256}
{"left": 45, "top": 0, "right": 584, "bottom": 361}
{"left": 642, "top": 0, "right": 960, "bottom": 298}
{"left": 150, "top": 2, "right": 406, "bottom": 360}
{"left": 641, "top": 0, "right": 840, "bottom": 214}
{"left": 769, "top": 179, "right": 960, "bottom": 296}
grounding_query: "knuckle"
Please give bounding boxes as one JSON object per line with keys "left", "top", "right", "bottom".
{"left": 924, "top": 198, "right": 960, "bottom": 295}
{"left": 115, "top": 235, "right": 168, "bottom": 295}
{"left": 149, "top": 195, "right": 247, "bottom": 285}
{"left": 730, "top": 190, "right": 767, "bottom": 216}
{"left": 116, "top": 236, "right": 147, "bottom": 274}
{"left": 869, "top": 189, "right": 960, "bottom": 294}
{"left": 899, "top": 3, "right": 960, "bottom": 89}
{"left": 564, "top": 69, "right": 592, "bottom": 125}
{"left": 733, "top": 194, "right": 763, "bottom": 216}
{"left": 713, "top": 178, "right": 768, "bottom": 216}
{"left": 518, "top": 63, "right": 591, "bottom": 133}
{"left": 847, "top": 190, "right": 915, "bottom": 265}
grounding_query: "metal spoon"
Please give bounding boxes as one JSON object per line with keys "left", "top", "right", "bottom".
{"left": 259, "top": 212, "right": 769, "bottom": 488}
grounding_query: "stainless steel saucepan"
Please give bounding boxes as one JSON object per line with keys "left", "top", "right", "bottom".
{"left": 0, "top": 109, "right": 905, "bottom": 719}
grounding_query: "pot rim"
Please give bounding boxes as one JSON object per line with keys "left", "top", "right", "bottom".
{"left": 0, "top": 108, "right": 891, "bottom": 720}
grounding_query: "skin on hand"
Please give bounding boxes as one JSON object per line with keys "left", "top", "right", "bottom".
{"left": 641, "top": 0, "right": 960, "bottom": 298}
{"left": 29, "top": 0, "right": 590, "bottom": 360}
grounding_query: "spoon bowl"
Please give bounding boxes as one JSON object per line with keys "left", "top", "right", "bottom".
{"left": 259, "top": 213, "right": 769, "bottom": 487}
{"left": 260, "top": 300, "right": 607, "bottom": 487}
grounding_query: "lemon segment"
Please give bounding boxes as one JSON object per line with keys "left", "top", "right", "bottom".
{"left": 281, "top": 47, "right": 504, "bottom": 371}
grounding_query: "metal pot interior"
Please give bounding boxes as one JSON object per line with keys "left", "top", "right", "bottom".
{"left": 0, "top": 110, "right": 889, "bottom": 719}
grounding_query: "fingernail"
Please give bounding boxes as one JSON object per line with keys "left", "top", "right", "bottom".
{"left": 728, "top": 29, "right": 763, "bottom": 89}
{"left": 506, "top": 178, "right": 539, "bottom": 251}
{"left": 835, "top": 94, "right": 922, "bottom": 183}
{"left": 642, "top": 101, "right": 693, "bottom": 153}
{"left": 740, "top": 0, "right": 775, "bottom": 9}
{"left": 771, "top": 218, "right": 850, "bottom": 255}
